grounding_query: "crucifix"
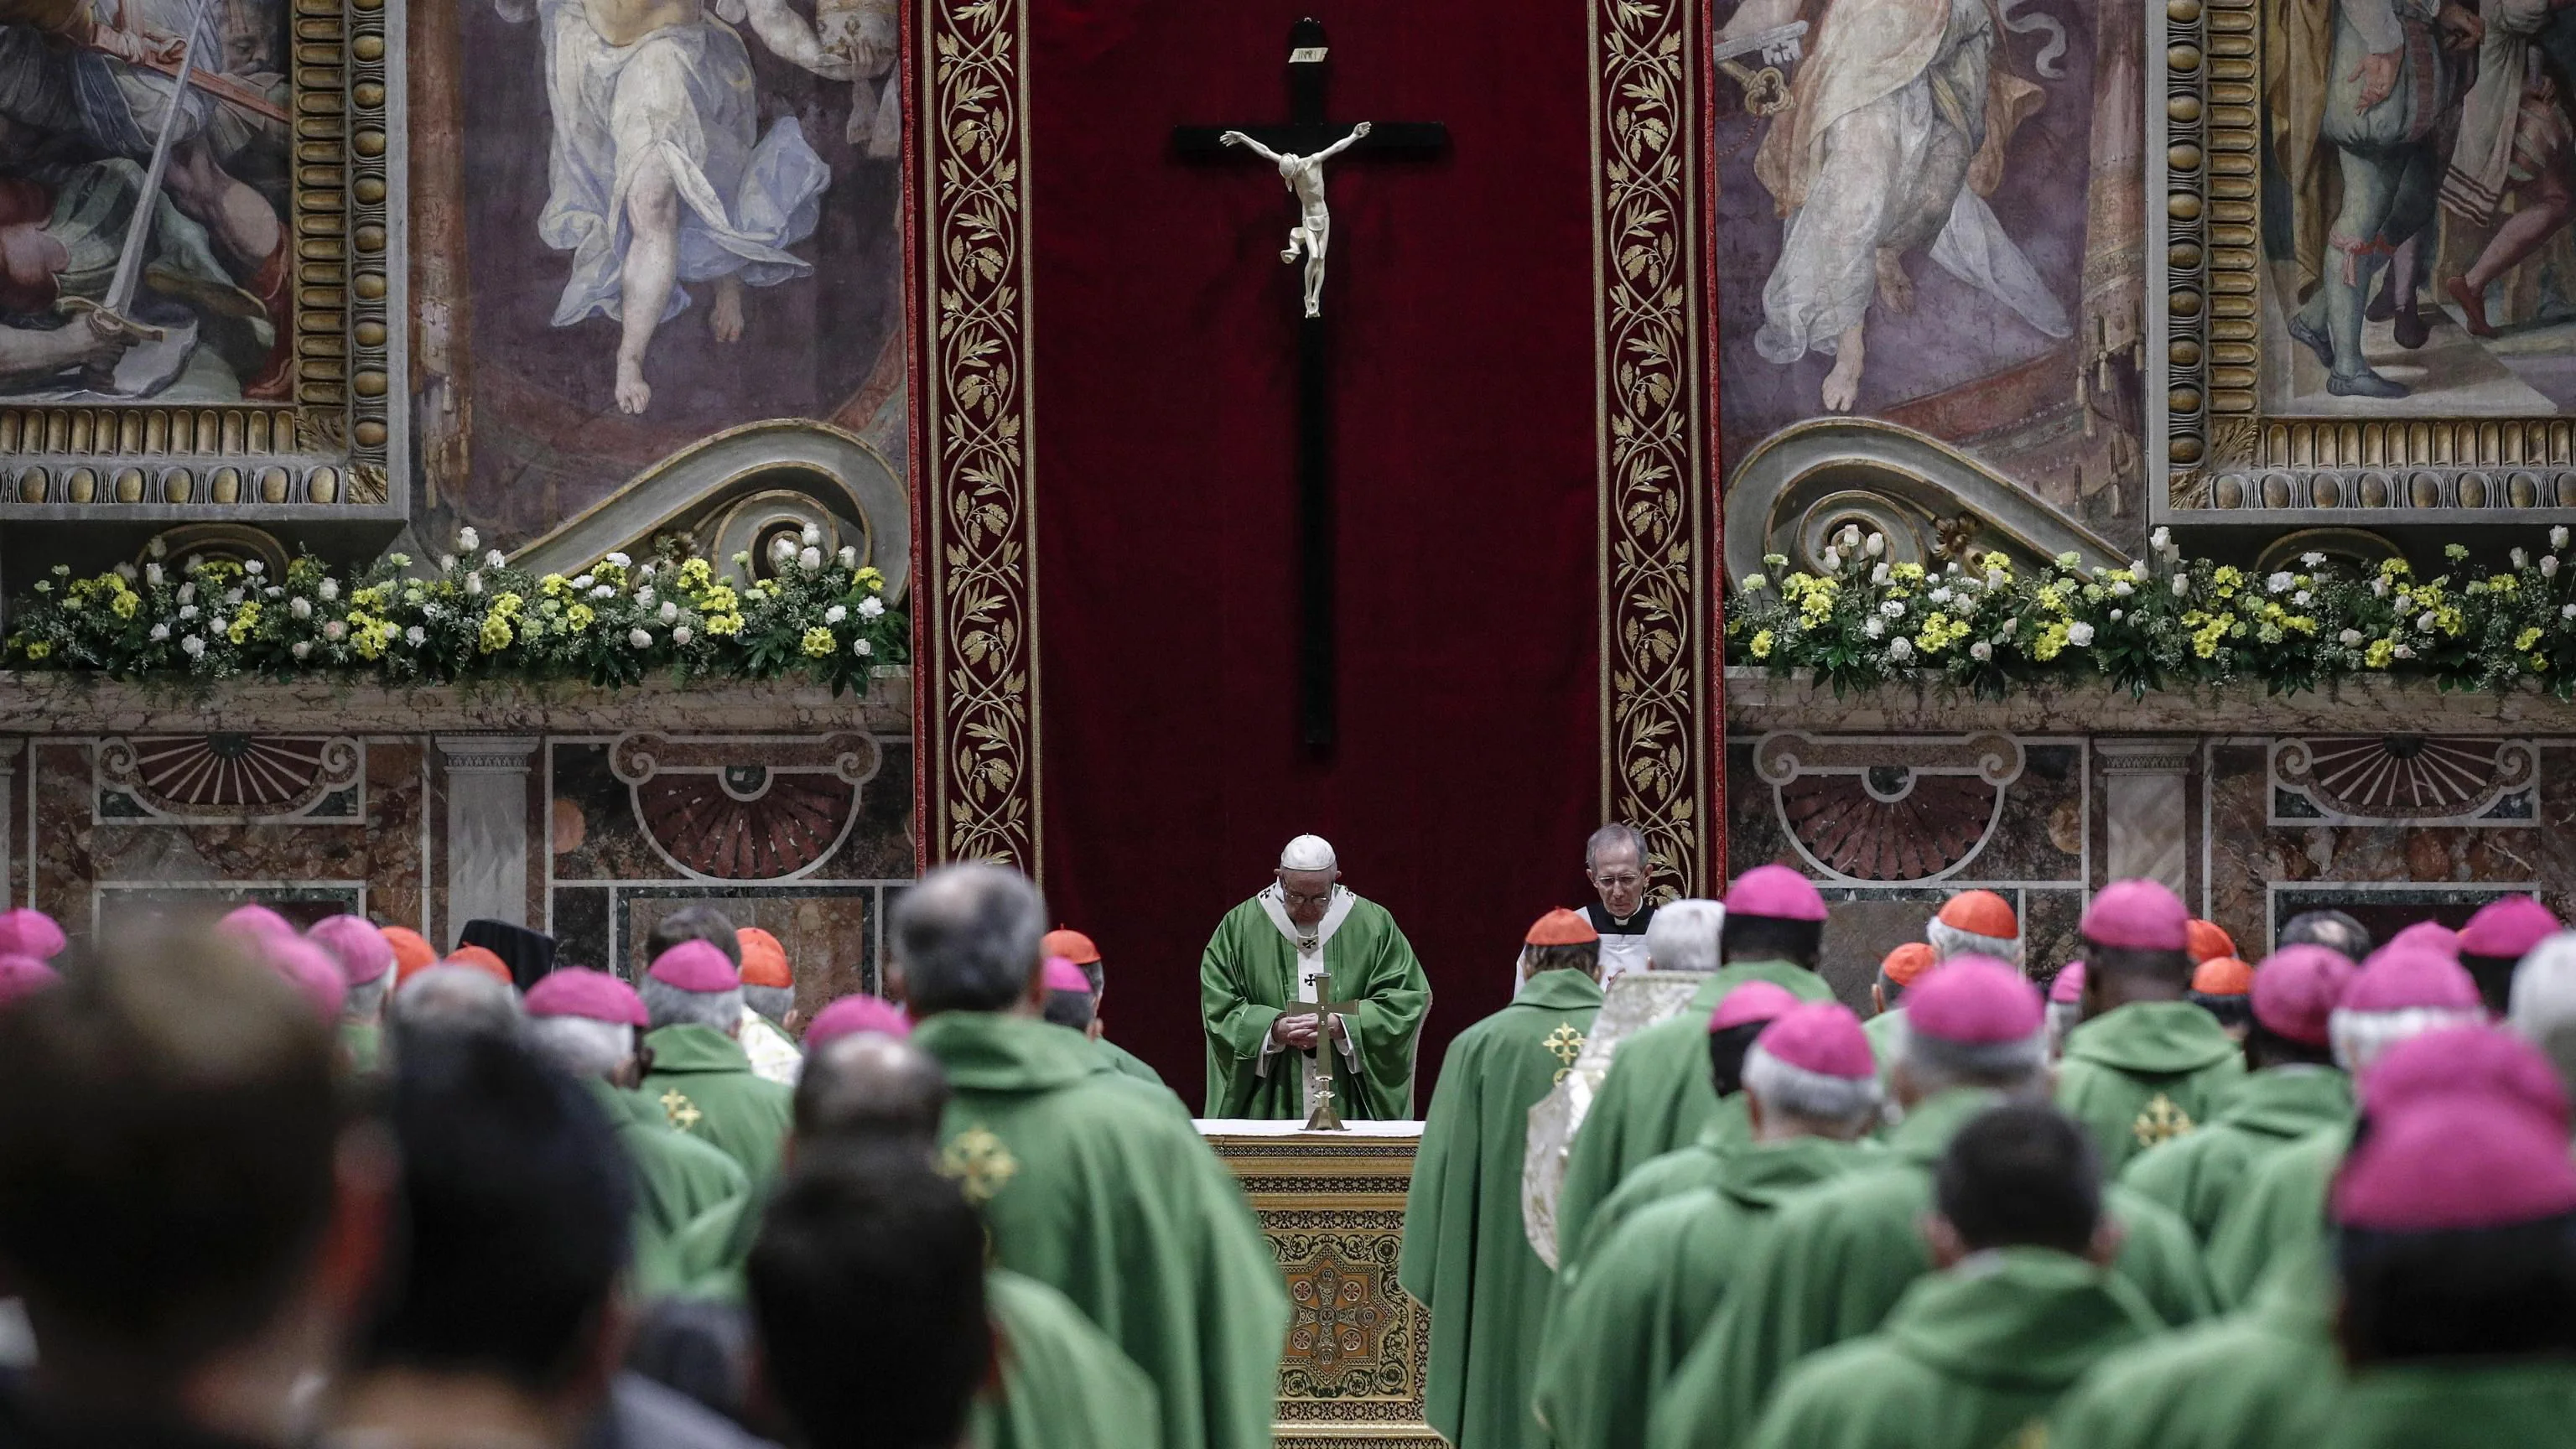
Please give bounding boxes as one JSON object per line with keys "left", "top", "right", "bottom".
{"left": 1277, "top": 986, "right": 1368, "bottom": 1131}
{"left": 1176, "top": 19, "right": 1446, "bottom": 749}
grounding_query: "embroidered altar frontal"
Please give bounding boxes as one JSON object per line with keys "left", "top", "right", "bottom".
{"left": 1201, "top": 1121, "right": 1438, "bottom": 1446}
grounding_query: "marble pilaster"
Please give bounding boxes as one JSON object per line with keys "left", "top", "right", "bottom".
{"left": 437, "top": 735, "right": 540, "bottom": 945}
{"left": 2097, "top": 738, "right": 2194, "bottom": 896}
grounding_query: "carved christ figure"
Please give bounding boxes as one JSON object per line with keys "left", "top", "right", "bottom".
{"left": 1221, "top": 122, "right": 1371, "bottom": 317}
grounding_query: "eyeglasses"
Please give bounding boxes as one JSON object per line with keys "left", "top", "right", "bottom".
{"left": 1281, "top": 884, "right": 1335, "bottom": 906}
{"left": 1592, "top": 870, "right": 1644, "bottom": 889}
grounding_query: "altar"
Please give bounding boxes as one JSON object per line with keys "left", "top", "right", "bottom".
{"left": 1198, "top": 1120, "right": 1439, "bottom": 1446}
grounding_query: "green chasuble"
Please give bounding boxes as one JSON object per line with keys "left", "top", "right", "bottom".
{"left": 1098, "top": 1036, "right": 1170, "bottom": 1089}
{"left": 2051, "top": 1249, "right": 2343, "bottom": 1449}
{"left": 1201, "top": 887, "right": 1431, "bottom": 1119}
{"left": 2204, "top": 1122, "right": 2346, "bottom": 1307}
{"left": 1556, "top": 1096, "right": 1753, "bottom": 1282}
{"left": 637, "top": 1024, "right": 795, "bottom": 1191}
{"left": 1862, "top": 1008, "right": 1905, "bottom": 1083}
{"left": 583, "top": 1077, "right": 750, "bottom": 1296}
{"left": 2120, "top": 1065, "right": 2350, "bottom": 1242}
{"left": 1742, "top": 1249, "right": 2160, "bottom": 1449}
{"left": 1397, "top": 969, "right": 1602, "bottom": 1449}
{"left": 2054, "top": 1000, "right": 2246, "bottom": 1173}
{"left": 1533, "top": 1135, "right": 1866, "bottom": 1449}
{"left": 2305, "top": 1363, "right": 2576, "bottom": 1449}
{"left": 914, "top": 1011, "right": 1289, "bottom": 1449}
{"left": 338, "top": 1019, "right": 384, "bottom": 1075}
{"left": 1644, "top": 1088, "right": 2214, "bottom": 1449}
{"left": 1553, "top": 961, "right": 1835, "bottom": 1264}
{"left": 974, "top": 1267, "right": 1166, "bottom": 1449}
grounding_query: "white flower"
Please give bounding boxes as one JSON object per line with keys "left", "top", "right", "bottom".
{"left": 628, "top": 627, "right": 653, "bottom": 649}
{"left": 146, "top": 534, "right": 166, "bottom": 559}
{"left": 1865, "top": 532, "right": 1886, "bottom": 558}
{"left": 2151, "top": 527, "right": 2172, "bottom": 551}
{"left": 858, "top": 596, "right": 886, "bottom": 619}
{"left": 1985, "top": 570, "right": 2006, "bottom": 589}
{"left": 2394, "top": 644, "right": 2416, "bottom": 659}
{"left": 2067, "top": 622, "right": 2095, "bottom": 647}
{"left": 1863, "top": 616, "right": 1886, "bottom": 638}
{"left": 2553, "top": 526, "right": 2572, "bottom": 551}
{"left": 177, "top": 582, "right": 194, "bottom": 604}
{"left": 2548, "top": 557, "right": 2563, "bottom": 578}
{"left": 1837, "top": 524, "right": 1861, "bottom": 550}
{"left": 243, "top": 559, "right": 264, "bottom": 577}
{"left": 2266, "top": 571, "right": 2295, "bottom": 594}
{"left": 800, "top": 523, "right": 823, "bottom": 547}
{"left": 290, "top": 597, "right": 312, "bottom": 621}
{"left": 1970, "top": 641, "right": 1993, "bottom": 661}
{"left": 799, "top": 546, "right": 823, "bottom": 569}
{"left": 1888, "top": 636, "right": 1916, "bottom": 664}
{"left": 839, "top": 546, "right": 858, "bottom": 568}
{"left": 2130, "top": 559, "right": 2151, "bottom": 579}
{"left": 659, "top": 600, "right": 678, "bottom": 624}
{"left": 852, "top": 637, "right": 874, "bottom": 657}
{"left": 180, "top": 635, "right": 204, "bottom": 657}
{"left": 405, "top": 626, "right": 426, "bottom": 647}
{"left": 458, "top": 527, "right": 480, "bottom": 552}
{"left": 1742, "top": 574, "right": 1768, "bottom": 592}
{"left": 438, "top": 554, "right": 457, "bottom": 573}
{"left": 177, "top": 605, "right": 199, "bottom": 621}
{"left": 464, "top": 572, "right": 484, "bottom": 596}
{"left": 2371, "top": 578, "right": 2389, "bottom": 598}
{"left": 324, "top": 621, "right": 347, "bottom": 641}
{"left": 2300, "top": 552, "right": 2326, "bottom": 568}
{"left": 573, "top": 574, "right": 595, "bottom": 589}
{"left": 635, "top": 586, "right": 657, "bottom": 606}
{"left": 2109, "top": 609, "right": 2124, "bottom": 622}
{"left": 2418, "top": 610, "right": 2439, "bottom": 631}
{"left": 824, "top": 604, "right": 848, "bottom": 625}
{"left": 2396, "top": 593, "right": 2414, "bottom": 611}
{"left": 421, "top": 604, "right": 449, "bottom": 623}
{"left": 2340, "top": 629, "right": 2364, "bottom": 645}
{"left": 771, "top": 535, "right": 797, "bottom": 561}
{"left": 2172, "top": 575, "right": 2189, "bottom": 596}
{"left": 2515, "top": 548, "right": 2531, "bottom": 569}
{"left": 1821, "top": 547, "right": 1841, "bottom": 571}
{"left": 1877, "top": 600, "right": 1904, "bottom": 618}
{"left": 144, "top": 563, "right": 164, "bottom": 586}
{"left": 485, "top": 549, "right": 506, "bottom": 570}
{"left": 2293, "top": 590, "right": 2312, "bottom": 607}
{"left": 590, "top": 585, "right": 615, "bottom": 600}
{"left": 148, "top": 623, "right": 169, "bottom": 642}
{"left": 1872, "top": 563, "right": 1890, "bottom": 585}
{"left": 1929, "top": 586, "right": 1954, "bottom": 605}
{"left": 291, "top": 641, "right": 310, "bottom": 661}
{"left": 319, "top": 578, "right": 340, "bottom": 602}
{"left": 606, "top": 552, "right": 631, "bottom": 569}
{"left": 672, "top": 626, "right": 693, "bottom": 646}
{"left": 264, "top": 586, "right": 283, "bottom": 600}
{"left": 1945, "top": 561, "right": 1963, "bottom": 575}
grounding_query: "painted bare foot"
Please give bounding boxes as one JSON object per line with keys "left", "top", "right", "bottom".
{"left": 1875, "top": 249, "right": 1914, "bottom": 313}
{"left": 711, "top": 278, "right": 745, "bottom": 343}
{"left": 1822, "top": 351, "right": 1864, "bottom": 412}
{"left": 615, "top": 355, "right": 652, "bottom": 414}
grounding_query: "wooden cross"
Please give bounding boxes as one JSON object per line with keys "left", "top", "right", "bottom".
{"left": 1176, "top": 18, "right": 1447, "bottom": 750}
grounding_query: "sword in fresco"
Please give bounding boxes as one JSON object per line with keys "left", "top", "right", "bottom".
{"left": 58, "top": 0, "right": 226, "bottom": 351}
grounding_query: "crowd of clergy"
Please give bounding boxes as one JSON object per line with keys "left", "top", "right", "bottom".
{"left": 0, "top": 824, "right": 2572, "bottom": 1449}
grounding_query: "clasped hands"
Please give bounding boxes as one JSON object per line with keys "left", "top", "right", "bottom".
{"left": 1270, "top": 1010, "right": 1349, "bottom": 1051}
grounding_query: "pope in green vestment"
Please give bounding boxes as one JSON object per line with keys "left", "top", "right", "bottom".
{"left": 1535, "top": 1134, "right": 1866, "bottom": 1449}
{"left": 1742, "top": 1249, "right": 2161, "bottom": 1449}
{"left": 1398, "top": 953, "right": 1602, "bottom": 1449}
{"left": 1644, "top": 1088, "right": 2214, "bottom": 1449}
{"left": 1200, "top": 847, "right": 1432, "bottom": 1119}
{"left": 583, "top": 1076, "right": 752, "bottom": 1296}
{"left": 1553, "top": 959, "right": 1834, "bottom": 1263}
{"left": 974, "top": 1267, "right": 1166, "bottom": 1449}
{"left": 2121, "top": 1063, "right": 2350, "bottom": 1242}
{"left": 639, "top": 1022, "right": 796, "bottom": 1190}
{"left": 2054, "top": 1000, "right": 2245, "bottom": 1173}
{"left": 914, "top": 1009, "right": 1289, "bottom": 1449}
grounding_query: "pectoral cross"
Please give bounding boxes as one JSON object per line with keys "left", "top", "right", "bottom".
{"left": 1176, "top": 18, "right": 1447, "bottom": 750}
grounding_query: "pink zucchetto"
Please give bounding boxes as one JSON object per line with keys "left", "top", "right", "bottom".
{"left": 218, "top": 904, "right": 299, "bottom": 942}
{"left": 1724, "top": 865, "right": 1828, "bottom": 923}
{"left": 2250, "top": 945, "right": 2355, "bottom": 1048}
{"left": 1904, "top": 956, "right": 2044, "bottom": 1045}
{"left": 647, "top": 940, "right": 740, "bottom": 994}
{"left": 0, "top": 909, "right": 65, "bottom": 961}
{"left": 1709, "top": 979, "right": 1802, "bottom": 1033}
{"left": 2459, "top": 895, "right": 2560, "bottom": 961}
{"left": 2080, "top": 880, "right": 2191, "bottom": 953}
{"left": 262, "top": 937, "right": 347, "bottom": 1021}
{"left": 0, "top": 954, "right": 60, "bottom": 1009}
{"left": 2386, "top": 920, "right": 2460, "bottom": 958}
{"left": 2360, "top": 1026, "right": 2571, "bottom": 1133}
{"left": 2333, "top": 1097, "right": 2576, "bottom": 1232}
{"left": 804, "top": 993, "right": 912, "bottom": 1049}
{"left": 1041, "top": 955, "right": 1093, "bottom": 995}
{"left": 1755, "top": 1002, "right": 1875, "bottom": 1080}
{"left": 306, "top": 915, "right": 394, "bottom": 986}
{"left": 526, "top": 967, "right": 649, "bottom": 1026}
{"left": 2048, "top": 962, "right": 2086, "bottom": 1005}
{"left": 2344, "top": 947, "right": 2481, "bottom": 1013}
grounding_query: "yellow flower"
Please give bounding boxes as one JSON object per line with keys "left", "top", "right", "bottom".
{"left": 705, "top": 612, "right": 744, "bottom": 637}
{"left": 2033, "top": 621, "right": 2068, "bottom": 662}
{"left": 227, "top": 602, "right": 261, "bottom": 645}
{"left": 2518, "top": 627, "right": 2545, "bottom": 652}
{"left": 800, "top": 626, "right": 836, "bottom": 657}
{"left": 540, "top": 574, "right": 571, "bottom": 598}
{"left": 1914, "top": 613, "right": 1968, "bottom": 654}
{"left": 23, "top": 641, "right": 49, "bottom": 661}
{"left": 857, "top": 566, "right": 886, "bottom": 591}
{"left": 566, "top": 603, "right": 595, "bottom": 632}
{"left": 697, "top": 585, "right": 740, "bottom": 615}
{"left": 111, "top": 590, "right": 138, "bottom": 620}
{"left": 678, "top": 558, "right": 714, "bottom": 590}
{"left": 479, "top": 615, "right": 514, "bottom": 653}
{"left": 489, "top": 591, "right": 524, "bottom": 619}
{"left": 1749, "top": 629, "right": 1774, "bottom": 659}
{"left": 2366, "top": 637, "right": 2396, "bottom": 668}
{"left": 2436, "top": 607, "right": 2464, "bottom": 636}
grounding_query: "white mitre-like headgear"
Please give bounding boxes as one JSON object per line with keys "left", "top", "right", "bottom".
{"left": 1280, "top": 834, "right": 1338, "bottom": 871}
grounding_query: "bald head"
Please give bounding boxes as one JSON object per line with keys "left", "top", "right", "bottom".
{"left": 794, "top": 1034, "right": 953, "bottom": 1148}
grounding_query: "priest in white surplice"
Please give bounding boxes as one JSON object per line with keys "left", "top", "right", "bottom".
{"left": 1200, "top": 835, "right": 1433, "bottom": 1120}
{"left": 1742, "top": 0, "right": 2070, "bottom": 412}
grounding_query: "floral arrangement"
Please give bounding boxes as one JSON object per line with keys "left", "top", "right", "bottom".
{"left": 2, "top": 527, "right": 908, "bottom": 693}
{"left": 1726, "top": 524, "right": 2576, "bottom": 699}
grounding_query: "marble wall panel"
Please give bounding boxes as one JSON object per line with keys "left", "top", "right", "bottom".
{"left": 616, "top": 886, "right": 883, "bottom": 1015}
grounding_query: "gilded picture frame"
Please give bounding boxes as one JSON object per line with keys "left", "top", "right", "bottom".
{"left": 0, "top": 0, "right": 407, "bottom": 522}
{"left": 2153, "top": 0, "right": 2576, "bottom": 527}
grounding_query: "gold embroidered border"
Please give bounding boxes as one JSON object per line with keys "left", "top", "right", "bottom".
{"left": 916, "top": 0, "right": 1040, "bottom": 872}
{"left": 1595, "top": 0, "right": 1715, "bottom": 896}
{"left": 0, "top": 0, "right": 402, "bottom": 512}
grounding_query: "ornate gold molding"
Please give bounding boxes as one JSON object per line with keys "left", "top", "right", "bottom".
{"left": 915, "top": 0, "right": 1040, "bottom": 871}
{"left": 0, "top": 0, "right": 405, "bottom": 517}
{"left": 1597, "top": 0, "right": 1716, "bottom": 896}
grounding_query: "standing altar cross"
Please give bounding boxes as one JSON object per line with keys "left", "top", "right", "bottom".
{"left": 1176, "top": 18, "right": 1446, "bottom": 749}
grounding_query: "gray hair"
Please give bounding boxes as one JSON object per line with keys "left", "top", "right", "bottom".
{"left": 2045, "top": 1000, "right": 2082, "bottom": 1058}
{"left": 2511, "top": 932, "right": 2576, "bottom": 1087}
{"left": 894, "top": 863, "right": 1046, "bottom": 1015}
{"left": 1741, "top": 1044, "right": 1883, "bottom": 1130}
{"left": 2332, "top": 1005, "right": 2485, "bottom": 1073}
{"left": 1898, "top": 1021, "right": 2048, "bottom": 1095}
{"left": 387, "top": 964, "right": 522, "bottom": 1045}
{"left": 743, "top": 984, "right": 797, "bottom": 1024}
{"left": 527, "top": 1015, "right": 636, "bottom": 1081}
{"left": 1586, "top": 823, "right": 1648, "bottom": 873}
{"left": 342, "top": 974, "right": 389, "bottom": 1025}
{"left": 1926, "top": 917, "right": 2023, "bottom": 968}
{"left": 641, "top": 975, "right": 745, "bottom": 1032}
{"left": 1645, "top": 899, "right": 1725, "bottom": 972}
